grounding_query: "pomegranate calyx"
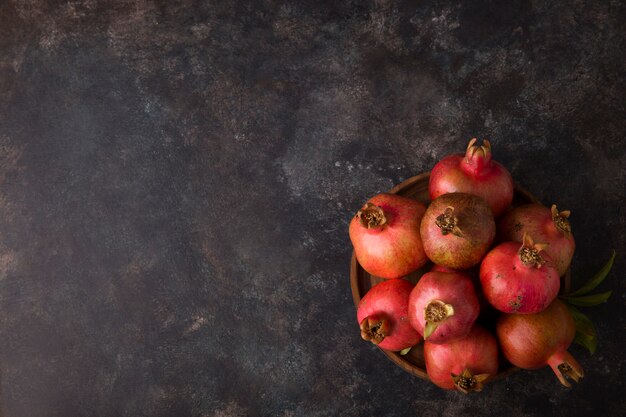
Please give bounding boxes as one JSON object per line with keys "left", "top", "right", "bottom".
{"left": 423, "top": 300, "right": 455, "bottom": 339}
{"left": 551, "top": 204, "right": 572, "bottom": 233}
{"left": 464, "top": 138, "right": 492, "bottom": 172}
{"left": 435, "top": 206, "right": 463, "bottom": 237}
{"left": 356, "top": 203, "right": 387, "bottom": 229}
{"left": 556, "top": 362, "right": 584, "bottom": 387}
{"left": 451, "top": 369, "right": 490, "bottom": 394}
{"left": 359, "top": 316, "right": 389, "bottom": 345}
{"left": 548, "top": 351, "right": 585, "bottom": 388}
{"left": 519, "top": 233, "right": 548, "bottom": 268}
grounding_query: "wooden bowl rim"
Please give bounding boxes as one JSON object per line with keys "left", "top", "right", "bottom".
{"left": 350, "top": 171, "right": 566, "bottom": 381}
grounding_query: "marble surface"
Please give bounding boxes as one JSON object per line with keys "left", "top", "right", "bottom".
{"left": 0, "top": 1, "right": 624, "bottom": 416}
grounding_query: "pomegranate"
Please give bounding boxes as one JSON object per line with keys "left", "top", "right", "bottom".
{"left": 499, "top": 204, "right": 575, "bottom": 276}
{"left": 424, "top": 325, "right": 499, "bottom": 393}
{"left": 420, "top": 193, "right": 495, "bottom": 269}
{"left": 429, "top": 138, "right": 514, "bottom": 217}
{"left": 480, "top": 234, "right": 560, "bottom": 314}
{"left": 408, "top": 271, "right": 479, "bottom": 344}
{"left": 357, "top": 279, "right": 421, "bottom": 351}
{"left": 497, "top": 299, "right": 584, "bottom": 387}
{"left": 349, "top": 193, "right": 427, "bottom": 279}
{"left": 429, "top": 264, "right": 494, "bottom": 317}
{"left": 430, "top": 264, "right": 463, "bottom": 274}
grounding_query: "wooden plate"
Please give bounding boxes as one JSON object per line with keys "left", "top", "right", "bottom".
{"left": 350, "top": 172, "right": 570, "bottom": 381}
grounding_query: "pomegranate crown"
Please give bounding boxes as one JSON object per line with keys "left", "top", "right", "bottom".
{"left": 359, "top": 316, "right": 389, "bottom": 345}
{"left": 551, "top": 204, "right": 572, "bottom": 233}
{"left": 423, "top": 300, "right": 455, "bottom": 339}
{"left": 518, "top": 233, "right": 549, "bottom": 268}
{"left": 356, "top": 203, "right": 387, "bottom": 229}
{"left": 435, "top": 206, "right": 463, "bottom": 237}
{"left": 464, "top": 138, "right": 492, "bottom": 171}
{"left": 451, "top": 369, "right": 490, "bottom": 394}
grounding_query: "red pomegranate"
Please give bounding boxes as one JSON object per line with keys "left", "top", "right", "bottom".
{"left": 430, "top": 264, "right": 458, "bottom": 275}
{"left": 357, "top": 279, "right": 421, "bottom": 351}
{"left": 499, "top": 204, "right": 575, "bottom": 276}
{"left": 424, "top": 325, "right": 499, "bottom": 393}
{"left": 349, "top": 193, "right": 427, "bottom": 279}
{"left": 429, "top": 138, "right": 514, "bottom": 217}
{"left": 497, "top": 299, "right": 584, "bottom": 387}
{"left": 429, "top": 264, "right": 494, "bottom": 316}
{"left": 408, "top": 271, "right": 479, "bottom": 344}
{"left": 480, "top": 233, "right": 560, "bottom": 314}
{"left": 420, "top": 193, "right": 495, "bottom": 269}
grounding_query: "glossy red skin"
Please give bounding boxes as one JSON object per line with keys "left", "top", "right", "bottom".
{"left": 357, "top": 279, "right": 422, "bottom": 351}
{"left": 420, "top": 193, "right": 495, "bottom": 269}
{"left": 498, "top": 204, "right": 575, "bottom": 277}
{"left": 425, "top": 325, "right": 499, "bottom": 390}
{"left": 430, "top": 265, "right": 491, "bottom": 315}
{"left": 429, "top": 153, "right": 513, "bottom": 217}
{"left": 480, "top": 242, "right": 560, "bottom": 314}
{"left": 496, "top": 300, "right": 581, "bottom": 380}
{"left": 408, "top": 272, "right": 480, "bottom": 344}
{"left": 349, "top": 193, "right": 427, "bottom": 279}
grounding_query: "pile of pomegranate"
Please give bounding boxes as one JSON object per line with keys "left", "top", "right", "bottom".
{"left": 350, "top": 139, "right": 586, "bottom": 393}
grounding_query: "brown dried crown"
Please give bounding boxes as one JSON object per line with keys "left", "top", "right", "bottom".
{"left": 556, "top": 361, "right": 584, "bottom": 388}
{"left": 359, "top": 316, "right": 389, "bottom": 345}
{"left": 518, "top": 233, "right": 549, "bottom": 268}
{"left": 356, "top": 203, "right": 387, "bottom": 229}
{"left": 435, "top": 206, "right": 463, "bottom": 237}
{"left": 451, "top": 369, "right": 490, "bottom": 394}
{"left": 551, "top": 204, "right": 572, "bottom": 233}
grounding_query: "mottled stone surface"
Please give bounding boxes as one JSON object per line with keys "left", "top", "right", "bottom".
{"left": 0, "top": 1, "right": 624, "bottom": 416}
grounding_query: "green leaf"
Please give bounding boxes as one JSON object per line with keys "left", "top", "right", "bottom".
{"left": 566, "top": 306, "right": 595, "bottom": 337}
{"left": 399, "top": 347, "right": 412, "bottom": 355}
{"left": 562, "top": 290, "right": 612, "bottom": 307}
{"left": 566, "top": 305, "right": 598, "bottom": 355}
{"left": 568, "top": 250, "right": 615, "bottom": 297}
{"left": 574, "top": 330, "right": 598, "bottom": 355}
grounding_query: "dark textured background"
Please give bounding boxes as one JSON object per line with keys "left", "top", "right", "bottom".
{"left": 0, "top": 1, "right": 624, "bottom": 416}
